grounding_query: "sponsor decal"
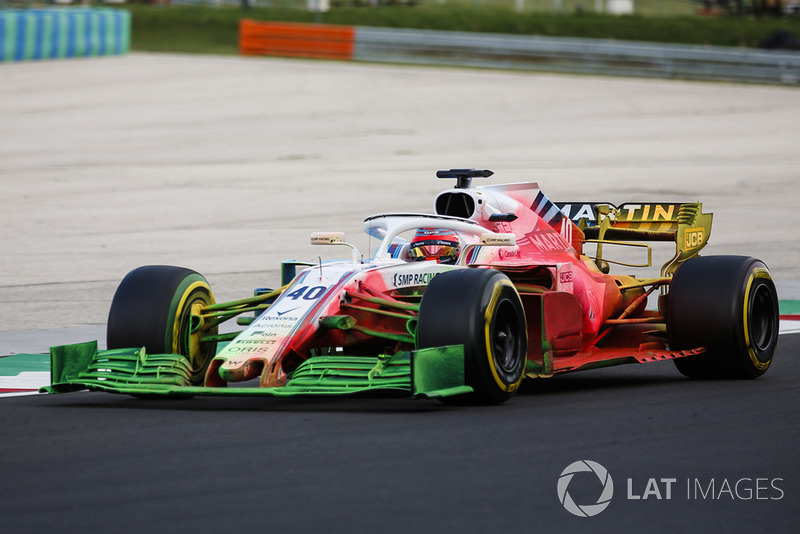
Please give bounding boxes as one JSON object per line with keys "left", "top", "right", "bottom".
{"left": 557, "top": 264, "right": 574, "bottom": 292}
{"left": 684, "top": 227, "right": 705, "bottom": 249}
{"left": 525, "top": 230, "right": 571, "bottom": 252}
{"left": 392, "top": 272, "right": 439, "bottom": 287}
{"left": 558, "top": 203, "right": 597, "bottom": 223}
{"left": 249, "top": 330, "right": 277, "bottom": 338}
{"left": 220, "top": 283, "right": 334, "bottom": 360}
{"left": 498, "top": 248, "right": 520, "bottom": 260}
{"left": 225, "top": 346, "right": 271, "bottom": 354}
{"left": 556, "top": 203, "right": 681, "bottom": 225}
{"left": 252, "top": 285, "right": 331, "bottom": 328}
{"left": 560, "top": 219, "right": 574, "bottom": 244}
{"left": 619, "top": 203, "right": 676, "bottom": 222}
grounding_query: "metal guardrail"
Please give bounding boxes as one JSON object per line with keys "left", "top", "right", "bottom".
{"left": 353, "top": 27, "right": 800, "bottom": 85}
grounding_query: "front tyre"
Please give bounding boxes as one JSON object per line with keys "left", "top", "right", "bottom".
{"left": 667, "top": 256, "right": 779, "bottom": 379}
{"left": 417, "top": 269, "right": 527, "bottom": 404}
{"left": 107, "top": 265, "right": 218, "bottom": 386}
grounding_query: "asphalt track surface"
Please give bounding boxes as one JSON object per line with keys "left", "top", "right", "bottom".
{"left": 2, "top": 53, "right": 800, "bottom": 533}
{"left": 1, "top": 335, "right": 797, "bottom": 533}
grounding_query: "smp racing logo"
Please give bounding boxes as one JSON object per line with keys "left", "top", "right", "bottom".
{"left": 392, "top": 272, "right": 439, "bottom": 287}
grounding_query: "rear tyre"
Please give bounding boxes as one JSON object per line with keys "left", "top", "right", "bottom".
{"left": 417, "top": 269, "right": 527, "bottom": 404}
{"left": 107, "top": 265, "right": 218, "bottom": 386}
{"left": 667, "top": 256, "right": 779, "bottom": 379}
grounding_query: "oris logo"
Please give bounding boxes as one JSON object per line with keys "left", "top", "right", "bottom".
{"left": 557, "top": 460, "right": 614, "bottom": 517}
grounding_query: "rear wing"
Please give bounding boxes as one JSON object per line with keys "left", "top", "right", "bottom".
{"left": 555, "top": 202, "right": 712, "bottom": 276}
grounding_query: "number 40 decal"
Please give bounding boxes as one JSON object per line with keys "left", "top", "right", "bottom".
{"left": 284, "top": 285, "right": 329, "bottom": 301}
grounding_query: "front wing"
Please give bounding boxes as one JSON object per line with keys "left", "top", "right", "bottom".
{"left": 40, "top": 341, "right": 473, "bottom": 400}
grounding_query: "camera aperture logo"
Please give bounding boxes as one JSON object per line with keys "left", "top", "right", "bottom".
{"left": 557, "top": 460, "right": 614, "bottom": 517}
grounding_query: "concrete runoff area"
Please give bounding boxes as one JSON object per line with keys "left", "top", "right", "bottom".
{"left": 1, "top": 52, "right": 799, "bottom": 343}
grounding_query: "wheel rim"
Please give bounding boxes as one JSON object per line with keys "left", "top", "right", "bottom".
{"left": 176, "top": 290, "right": 217, "bottom": 384}
{"left": 490, "top": 298, "right": 524, "bottom": 383}
{"left": 749, "top": 283, "right": 775, "bottom": 355}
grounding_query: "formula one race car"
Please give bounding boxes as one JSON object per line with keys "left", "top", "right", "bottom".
{"left": 44, "top": 169, "right": 780, "bottom": 404}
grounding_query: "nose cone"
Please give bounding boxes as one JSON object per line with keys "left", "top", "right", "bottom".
{"left": 218, "top": 359, "right": 262, "bottom": 383}
{"left": 218, "top": 366, "right": 238, "bottom": 382}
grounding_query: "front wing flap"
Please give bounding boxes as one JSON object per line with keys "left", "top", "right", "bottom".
{"left": 41, "top": 342, "right": 472, "bottom": 399}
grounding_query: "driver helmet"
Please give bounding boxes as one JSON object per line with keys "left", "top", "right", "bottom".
{"left": 408, "top": 228, "right": 461, "bottom": 264}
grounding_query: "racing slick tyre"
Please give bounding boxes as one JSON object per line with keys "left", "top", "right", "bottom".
{"left": 107, "top": 265, "right": 218, "bottom": 386}
{"left": 417, "top": 268, "right": 527, "bottom": 404}
{"left": 667, "top": 256, "right": 779, "bottom": 379}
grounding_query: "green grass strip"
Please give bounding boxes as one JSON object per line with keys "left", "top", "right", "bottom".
{"left": 0, "top": 353, "right": 50, "bottom": 376}
{"left": 122, "top": 4, "right": 800, "bottom": 55}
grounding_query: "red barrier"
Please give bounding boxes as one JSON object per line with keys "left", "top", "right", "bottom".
{"left": 240, "top": 20, "right": 355, "bottom": 61}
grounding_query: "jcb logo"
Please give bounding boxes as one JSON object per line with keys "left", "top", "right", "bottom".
{"left": 685, "top": 228, "right": 705, "bottom": 249}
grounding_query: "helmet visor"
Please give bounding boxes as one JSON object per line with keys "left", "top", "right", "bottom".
{"left": 409, "top": 241, "right": 459, "bottom": 261}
